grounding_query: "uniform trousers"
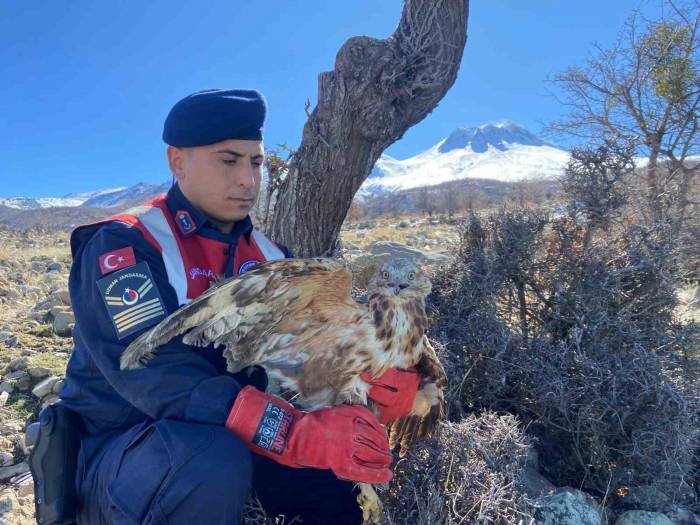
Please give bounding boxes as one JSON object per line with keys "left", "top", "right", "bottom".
{"left": 76, "top": 419, "right": 363, "bottom": 524}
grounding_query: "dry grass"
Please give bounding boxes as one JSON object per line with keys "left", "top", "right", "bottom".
{"left": 340, "top": 215, "right": 460, "bottom": 252}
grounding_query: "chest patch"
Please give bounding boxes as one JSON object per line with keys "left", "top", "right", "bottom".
{"left": 96, "top": 261, "right": 167, "bottom": 339}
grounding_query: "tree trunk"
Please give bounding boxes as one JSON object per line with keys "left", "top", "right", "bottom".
{"left": 268, "top": 0, "right": 469, "bottom": 256}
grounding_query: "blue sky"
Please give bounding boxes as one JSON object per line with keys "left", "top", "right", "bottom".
{"left": 0, "top": 1, "right": 661, "bottom": 197}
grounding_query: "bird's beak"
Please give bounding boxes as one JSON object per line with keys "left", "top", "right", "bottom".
{"left": 392, "top": 285, "right": 400, "bottom": 295}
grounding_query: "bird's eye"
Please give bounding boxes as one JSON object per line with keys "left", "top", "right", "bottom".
{"left": 381, "top": 271, "right": 389, "bottom": 279}
{"left": 407, "top": 271, "right": 415, "bottom": 280}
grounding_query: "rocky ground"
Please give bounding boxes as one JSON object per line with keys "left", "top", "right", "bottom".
{"left": 0, "top": 220, "right": 698, "bottom": 525}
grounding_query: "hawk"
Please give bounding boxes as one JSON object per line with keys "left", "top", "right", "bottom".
{"left": 120, "top": 257, "right": 447, "bottom": 523}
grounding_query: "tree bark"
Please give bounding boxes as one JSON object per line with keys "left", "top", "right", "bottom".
{"left": 268, "top": 0, "right": 469, "bottom": 257}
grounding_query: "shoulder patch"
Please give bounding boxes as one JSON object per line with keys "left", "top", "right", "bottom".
{"left": 99, "top": 246, "right": 136, "bottom": 275}
{"left": 96, "top": 261, "right": 167, "bottom": 339}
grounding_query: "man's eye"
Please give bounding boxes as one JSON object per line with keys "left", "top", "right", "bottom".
{"left": 223, "top": 159, "right": 237, "bottom": 165}
{"left": 252, "top": 161, "right": 263, "bottom": 167}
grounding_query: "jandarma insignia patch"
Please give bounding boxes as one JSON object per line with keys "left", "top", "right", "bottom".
{"left": 96, "top": 261, "right": 167, "bottom": 339}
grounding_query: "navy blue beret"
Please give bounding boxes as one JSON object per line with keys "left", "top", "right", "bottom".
{"left": 162, "top": 88, "right": 266, "bottom": 146}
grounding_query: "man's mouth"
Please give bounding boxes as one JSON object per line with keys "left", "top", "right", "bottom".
{"left": 227, "top": 197, "right": 255, "bottom": 204}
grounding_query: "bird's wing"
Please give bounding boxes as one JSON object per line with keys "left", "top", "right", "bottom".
{"left": 120, "top": 258, "right": 353, "bottom": 370}
{"left": 388, "top": 336, "right": 447, "bottom": 457}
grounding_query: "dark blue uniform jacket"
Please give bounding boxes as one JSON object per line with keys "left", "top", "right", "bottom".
{"left": 60, "top": 184, "right": 291, "bottom": 438}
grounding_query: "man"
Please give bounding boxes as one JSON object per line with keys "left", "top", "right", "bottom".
{"left": 59, "top": 89, "right": 420, "bottom": 524}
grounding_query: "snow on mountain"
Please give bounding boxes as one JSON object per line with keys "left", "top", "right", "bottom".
{"left": 0, "top": 183, "right": 170, "bottom": 210}
{"left": 0, "top": 196, "right": 86, "bottom": 210}
{"left": 80, "top": 182, "right": 170, "bottom": 208}
{"left": 360, "top": 122, "right": 570, "bottom": 199}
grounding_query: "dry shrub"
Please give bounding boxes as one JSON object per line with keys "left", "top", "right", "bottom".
{"left": 382, "top": 412, "right": 534, "bottom": 524}
{"left": 429, "top": 207, "right": 700, "bottom": 513}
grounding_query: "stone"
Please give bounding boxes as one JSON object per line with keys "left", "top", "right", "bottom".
{"left": 52, "top": 311, "right": 75, "bottom": 337}
{"left": 18, "top": 284, "right": 40, "bottom": 296}
{"left": 614, "top": 511, "right": 674, "bottom": 525}
{"left": 49, "top": 305, "right": 71, "bottom": 318}
{"left": 624, "top": 485, "right": 670, "bottom": 511}
{"left": 41, "top": 394, "right": 60, "bottom": 410}
{"left": 30, "top": 261, "right": 45, "bottom": 272}
{"left": 0, "top": 381, "right": 14, "bottom": 395}
{"left": 2, "top": 371, "right": 30, "bottom": 392}
{"left": 519, "top": 464, "right": 556, "bottom": 498}
{"left": 0, "top": 452, "right": 13, "bottom": 467}
{"left": 24, "top": 423, "right": 40, "bottom": 450}
{"left": 16, "top": 477, "right": 33, "bottom": 498}
{"left": 0, "top": 391, "right": 8, "bottom": 407}
{"left": 51, "top": 288, "right": 71, "bottom": 306}
{"left": 4, "top": 336, "right": 18, "bottom": 349}
{"left": 32, "top": 376, "right": 60, "bottom": 399}
{"left": 0, "top": 462, "right": 28, "bottom": 483}
{"left": 47, "top": 261, "right": 64, "bottom": 272}
{"left": 530, "top": 487, "right": 602, "bottom": 525}
{"left": 0, "top": 489, "right": 19, "bottom": 519}
{"left": 27, "top": 367, "right": 50, "bottom": 380}
{"left": 664, "top": 505, "right": 700, "bottom": 525}
{"left": 51, "top": 379, "right": 64, "bottom": 395}
{"left": 7, "top": 357, "right": 28, "bottom": 372}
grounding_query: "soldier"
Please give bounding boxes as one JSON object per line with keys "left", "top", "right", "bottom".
{"left": 53, "top": 89, "right": 420, "bottom": 524}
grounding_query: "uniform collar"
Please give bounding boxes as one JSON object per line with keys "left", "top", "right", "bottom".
{"left": 165, "top": 183, "right": 253, "bottom": 242}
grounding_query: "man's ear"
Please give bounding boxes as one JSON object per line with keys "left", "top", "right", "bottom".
{"left": 167, "top": 146, "right": 187, "bottom": 182}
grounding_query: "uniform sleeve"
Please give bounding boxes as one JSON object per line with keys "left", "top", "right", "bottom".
{"left": 69, "top": 222, "right": 242, "bottom": 426}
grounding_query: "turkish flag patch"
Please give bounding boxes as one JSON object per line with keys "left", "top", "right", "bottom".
{"left": 99, "top": 247, "right": 136, "bottom": 275}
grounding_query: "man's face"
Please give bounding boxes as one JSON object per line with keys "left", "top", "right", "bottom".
{"left": 168, "top": 139, "right": 264, "bottom": 224}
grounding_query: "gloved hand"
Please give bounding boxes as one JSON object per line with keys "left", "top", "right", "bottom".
{"left": 360, "top": 367, "right": 421, "bottom": 424}
{"left": 225, "top": 385, "right": 393, "bottom": 483}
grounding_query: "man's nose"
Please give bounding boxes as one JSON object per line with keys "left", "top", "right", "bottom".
{"left": 237, "top": 166, "right": 257, "bottom": 188}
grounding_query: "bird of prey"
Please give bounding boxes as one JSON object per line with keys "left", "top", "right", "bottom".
{"left": 120, "top": 257, "right": 447, "bottom": 524}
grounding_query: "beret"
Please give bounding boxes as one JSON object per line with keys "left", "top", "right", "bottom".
{"left": 162, "top": 88, "right": 266, "bottom": 147}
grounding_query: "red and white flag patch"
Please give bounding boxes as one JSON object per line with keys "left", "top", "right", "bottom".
{"left": 99, "top": 247, "right": 136, "bottom": 275}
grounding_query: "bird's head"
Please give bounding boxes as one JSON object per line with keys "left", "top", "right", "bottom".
{"left": 367, "top": 258, "right": 431, "bottom": 299}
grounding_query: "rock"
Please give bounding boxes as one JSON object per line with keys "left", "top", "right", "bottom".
{"left": 0, "top": 452, "right": 12, "bottom": 467}
{"left": 52, "top": 311, "right": 74, "bottom": 337}
{"left": 615, "top": 511, "right": 675, "bottom": 525}
{"left": 4, "top": 335, "right": 18, "bottom": 348}
{"left": 519, "top": 464, "right": 556, "bottom": 498}
{"left": 7, "top": 357, "right": 28, "bottom": 372}
{"left": 625, "top": 485, "right": 670, "bottom": 511}
{"left": 46, "top": 261, "right": 64, "bottom": 272}
{"left": 30, "top": 261, "right": 45, "bottom": 272}
{"left": 2, "top": 371, "right": 30, "bottom": 392}
{"left": 41, "top": 394, "right": 60, "bottom": 410}
{"left": 49, "top": 305, "right": 71, "bottom": 318}
{"left": 32, "top": 376, "right": 60, "bottom": 399}
{"left": 0, "top": 381, "right": 14, "bottom": 395}
{"left": 530, "top": 487, "right": 602, "bottom": 525}
{"left": 0, "top": 462, "right": 28, "bottom": 483}
{"left": 51, "top": 288, "right": 70, "bottom": 306}
{"left": 51, "top": 379, "right": 64, "bottom": 395}
{"left": 25, "top": 423, "right": 40, "bottom": 449}
{"left": 27, "top": 367, "right": 50, "bottom": 380}
{"left": 0, "top": 391, "right": 8, "bottom": 407}
{"left": 0, "top": 332, "right": 11, "bottom": 342}
{"left": 398, "top": 221, "right": 409, "bottom": 228}
{"left": 18, "top": 284, "right": 41, "bottom": 296}
{"left": 16, "top": 477, "right": 33, "bottom": 498}
{"left": 664, "top": 505, "right": 700, "bottom": 525}
{"left": 0, "top": 489, "right": 20, "bottom": 519}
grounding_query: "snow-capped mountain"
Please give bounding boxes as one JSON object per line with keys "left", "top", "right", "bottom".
{"left": 360, "top": 122, "right": 570, "bottom": 199}
{"left": 1, "top": 182, "right": 170, "bottom": 210}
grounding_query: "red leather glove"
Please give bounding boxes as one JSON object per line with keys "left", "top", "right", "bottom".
{"left": 361, "top": 367, "right": 421, "bottom": 424}
{"left": 225, "top": 385, "right": 393, "bottom": 483}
